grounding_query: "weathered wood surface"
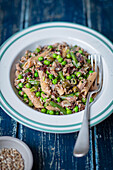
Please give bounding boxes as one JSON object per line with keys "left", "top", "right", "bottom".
{"left": 0, "top": 0, "right": 23, "bottom": 137}
{"left": 87, "top": 0, "right": 113, "bottom": 169}
{"left": 0, "top": 0, "right": 113, "bottom": 170}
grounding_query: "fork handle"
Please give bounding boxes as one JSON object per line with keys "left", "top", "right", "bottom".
{"left": 73, "top": 93, "right": 91, "bottom": 157}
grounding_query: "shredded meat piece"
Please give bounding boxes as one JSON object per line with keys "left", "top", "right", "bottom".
{"left": 64, "top": 59, "right": 72, "bottom": 64}
{"left": 16, "top": 63, "right": 22, "bottom": 71}
{"left": 14, "top": 79, "right": 20, "bottom": 86}
{"left": 65, "top": 96, "right": 77, "bottom": 102}
{"left": 15, "top": 70, "right": 20, "bottom": 77}
{"left": 63, "top": 63, "right": 73, "bottom": 75}
{"left": 41, "top": 93, "right": 49, "bottom": 99}
{"left": 50, "top": 67, "right": 58, "bottom": 77}
{"left": 79, "top": 68, "right": 87, "bottom": 75}
{"left": 61, "top": 100, "right": 71, "bottom": 107}
{"left": 38, "top": 70, "right": 51, "bottom": 95}
{"left": 46, "top": 105, "right": 60, "bottom": 111}
{"left": 22, "top": 88, "right": 44, "bottom": 108}
{"left": 62, "top": 48, "right": 67, "bottom": 58}
{"left": 55, "top": 84, "right": 64, "bottom": 96}
{"left": 79, "top": 103, "right": 85, "bottom": 111}
{"left": 77, "top": 79, "right": 87, "bottom": 91}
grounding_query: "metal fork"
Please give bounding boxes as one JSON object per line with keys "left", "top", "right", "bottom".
{"left": 73, "top": 54, "right": 103, "bottom": 157}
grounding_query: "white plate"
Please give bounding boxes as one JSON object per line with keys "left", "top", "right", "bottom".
{"left": 0, "top": 22, "right": 113, "bottom": 133}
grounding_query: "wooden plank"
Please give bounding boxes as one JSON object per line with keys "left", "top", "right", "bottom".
{"left": 0, "top": 0, "right": 25, "bottom": 137}
{"left": 85, "top": 0, "right": 113, "bottom": 42}
{"left": 86, "top": 0, "right": 113, "bottom": 169}
{"left": 0, "top": 108, "right": 17, "bottom": 136}
{"left": 94, "top": 114, "right": 113, "bottom": 170}
{"left": 17, "top": 126, "right": 94, "bottom": 170}
{"left": 0, "top": 0, "right": 24, "bottom": 45}
{"left": 16, "top": 0, "right": 95, "bottom": 169}
{"left": 24, "top": 0, "right": 86, "bottom": 26}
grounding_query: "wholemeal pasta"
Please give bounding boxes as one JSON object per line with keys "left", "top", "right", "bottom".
{"left": 14, "top": 43, "right": 97, "bottom": 115}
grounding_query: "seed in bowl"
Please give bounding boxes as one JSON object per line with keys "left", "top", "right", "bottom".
{"left": 14, "top": 43, "right": 97, "bottom": 115}
{"left": 0, "top": 148, "right": 24, "bottom": 170}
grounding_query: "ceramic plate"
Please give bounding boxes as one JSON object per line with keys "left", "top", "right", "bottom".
{"left": 0, "top": 22, "right": 113, "bottom": 133}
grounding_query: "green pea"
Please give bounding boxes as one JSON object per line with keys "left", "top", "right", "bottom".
{"left": 35, "top": 48, "right": 41, "bottom": 53}
{"left": 66, "top": 76, "right": 71, "bottom": 80}
{"left": 44, "top": 60, "right": 50, "bottom": 65}
{"left": 34, "top": 72, "right": 38, "bottom": 77}
{"left": 82, "top": 98, "right": 86, "bottom": 103}
{"left": 23, "top": 93, "right": 27, "bottom": 98}
{"left": 56, "top": 111, "right": 60, "bottom": 115}
{"left": 66, "top": 109, "right": 72, "bottom": 114}
{"left": 76, "top": 72, "right": 82, "bottom": 77}
{"left": 58, "top": 57, "right": 63, "bottom": 63}
{"left": 46, "top": 70, "right": 49, "bottom": 74}
{"left": 56, "top": 55, "right": 61, "bottom": 59}
{"left": 78, "top": 50, "right": 83, "bottom": 54}
{"left": 89, "top": 70, "right": 94, "bottom": 74}
{"left": 74, "top": 106, "right": 79, "bottom": 112}
{"left": 48, "top": 45, "right": 53, "bottom": 49}
{"left": 66, "top": 53, "right": 71, "bottom": 59}
{"left": 57, "top": 97, "right": 61, "bottom": 103}
{"left": 53, "top": 53, "right": 57, "bottom": 58}
{"left": 49, "top": 74, "right": 54, "bottom": 80}
{"left": 41, "top": 108, "right": 46, "bottom": 113}
{"left": 18, "top": 90, "right": 23, "bottom": 96}
{"left": 29, "top": 101, "right": 33, "bottom": 107}
{"left": 18, "top": 83, "right": 23, "bottom": 88}
{"left": 40, "top": 96, "right": 43, "bottom": 101}
{"left": 49, "top": 110, "right": 54, "bottom": 115}
{"left": 18, "top": 74, "right": 23, "bottom": 79}
{"left": 44, "top": 97, "right": 48, "bottom": 102}
{"left": 52, "top": 79, "right": 58, "bottom": 84}
{"left": 87, "top": 59, "right": 91, "bottom": 64}
{"left": 26, "top": 83, "right": 31, "bottom": 88}
{"left": 38, "top": 56, "right": 44, "bottom": 61}
{"left": 35, "top": 92, "right": 41, "bottom": 97}
{"left": 90, "top": 97, "right": 94, "bottom": 103}
{"left": 71, "top": 74, "right": 75, "bottom": 78}
{"left": 61, "top": 61, "right": 67, "bottom": 65}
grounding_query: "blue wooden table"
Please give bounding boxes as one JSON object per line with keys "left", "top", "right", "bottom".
{"left": 0, "top": 0, "right": 113, "bottom": 169}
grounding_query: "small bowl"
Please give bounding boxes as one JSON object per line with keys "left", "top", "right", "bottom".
{"left": 0, "top": 136, "right": 33, "bottom": 170}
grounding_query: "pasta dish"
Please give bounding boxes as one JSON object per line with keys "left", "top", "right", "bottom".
{"left": 14, "top": 43, "right": 96, "bottom": 115}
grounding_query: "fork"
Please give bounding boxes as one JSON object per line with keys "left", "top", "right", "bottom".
{"left": 73, "top": 54, "right": 103, "bottom": 157}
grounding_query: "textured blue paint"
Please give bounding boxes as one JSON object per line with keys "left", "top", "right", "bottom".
{"left": 86, "top": 0, "right": 113, "bottom": 169}
{"left": 0, "top": 108, "right": 17, "bottom": 137}
{"left": 0, "top": 0, "right": 23, "bottom": 45}
{"left": 25, "top": 0, "right": 86, "bottom": 26}
{"left": 86, "top": 0, "right": 113, "bottom": 42}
